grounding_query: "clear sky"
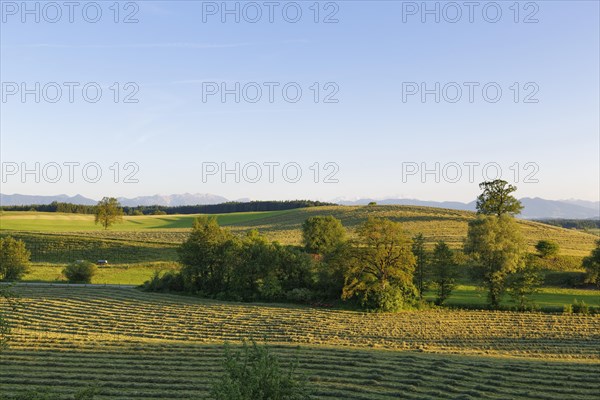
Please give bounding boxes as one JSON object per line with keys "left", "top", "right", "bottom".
{"left": 1, "top": 0, "right": 599, "bottom": 202}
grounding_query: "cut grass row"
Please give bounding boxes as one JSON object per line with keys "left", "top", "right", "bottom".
{"left": 2, "top": 336, "right": 599, "bottom": 400}
{"left": 1, "top": 286, "right": 598, "bottom": 399}
{"left": 5, "top": 286, "right": 599, "bottom": 360}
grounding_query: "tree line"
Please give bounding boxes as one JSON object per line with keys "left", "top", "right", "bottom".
{"left": 143, "top": 180, "right": 600, "bottom": 311}
{"left": 1, "top": 200, "right": 335, "bottom": 216}
{"left": 2, "top": 180, "right": 599, "bottom": 311}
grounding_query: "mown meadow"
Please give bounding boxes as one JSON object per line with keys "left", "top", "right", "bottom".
{"left": 0, "top": 286, "right": 598, "bottom": 399}
{"left": 0, "top": 206, "right": 599, "bottom": 398}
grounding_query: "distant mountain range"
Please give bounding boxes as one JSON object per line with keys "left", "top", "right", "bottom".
{"left": 0, "top": 193, "right": 227, "bottom": 208}
{"left": 1, "top": 193, "right": 598, "bottom": 220}
{"left": 117, "top": 193, "right": 228, "bottom": 207}
{"left": 337, "top": 197, "right": 600, "bottom": 219}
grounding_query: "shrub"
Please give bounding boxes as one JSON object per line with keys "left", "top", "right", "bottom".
{"left": 63, "top": 261, "right": 97, "bottom": 284}
{"left": 361, "top": 285, "right": 410, "bottom": 312}
{"left": 210, "top": 341, "right": 310, "bottom": 400}
{"left": 543, "top": 271, "right": 586, "bottom": 287}
{"left": 285, "top": 288, "right": 315, "bottom": 303}
{"left": 143, "top": 270, "right": 184, "bottom": 292}
{"left": 535, "top": 240, "right": 560, "bottom": 258}
{"left": 532, "top": 255, "right": 582, "bottom": 272}
{"left": 572, "top": 299, "right": 590, "bottom": 315}
{"left": 563, "top": 304, "right": 573, "bottom": 314}
{"left": 0, "top": 236, "right": 30, "bottom": 281}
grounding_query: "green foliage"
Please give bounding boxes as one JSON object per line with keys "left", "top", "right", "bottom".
{"left": 464, "top": 215, "right": 526, "bottom": 308}
{"left": 342, "top": 217, "right": 417, "bottom": 311}
{"left": 301, "top": 216, "right": 346, "bottom": 255}
{"left": 0, "top": 231, "right": 178, "bottom": 265}
{"left": 94, "top": 197, "right": 124, "bottom": 230}
{"left": 411, "top": 233, "right": 428, "bottom": 298}
{"left": 572, "top": 299, "right": 590, "bottom": 315}
{"left": 506, "top": 259, "right": 544, "bottom": 311}
{"left": 530, "top": 254, "right": 582, "bottom": 272}
{"left": 476, "top": 180, "right": 523, "bottom": 216}
{"left": 178, "top": 216, "right": 235, "bottom": 294}
{"left": 157, "top": 217, "right": 315, "bottom": 302}
{"left": 542, "top": 271, "right": 586, "bottom": 287}
{"left": 63, "top": 260, "right": 97, "bottom": 284}
{"left": 0, "top": 236, "right": 31, "bottom": 281}
{"left": 0, "top": 286, "right": 15, "bottom": 351}
{"left": 535, "top": 240, "right": 560, "bottom": 258}
{"left": 285, "top": 288, "right": 315, "bottom": 303}
{"left": 313, "top": 243, "right": 350, "bottom": 299}
{"left": 582, "top": 240, "right": 600, "bottom": 287}
{"left": 209, "top": 342, "right": 310, "bottom": 400}
{"left": 143, "top": 270, "right": 184, "bottom": 292}
{"left": 430, "top": 241, "right": 459, "bottom": 305}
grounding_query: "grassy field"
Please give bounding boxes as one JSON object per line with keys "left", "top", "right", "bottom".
{"left": 0, "top": 231, "right": 179, "bottom": 264}
{"left": 2, "top": 206, "right": 598, "bottom": 257}
{"left": 1, "top": 286, "right": 599, "bottom": 399}
{"left": 424, "top": 285, "right": 600, "bottom": 310}
{"left": 20, "top": 264, "right": 599, "bottom": 309}
{"left": 22, "top": 262, "right": 178, "bottom": 285}
{"left": 0, "top": 210, "right": 291, "bottom": 231}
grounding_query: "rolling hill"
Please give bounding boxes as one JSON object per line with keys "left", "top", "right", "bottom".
{"left": 1, "top": 205, "right": 597, "bottom": 258}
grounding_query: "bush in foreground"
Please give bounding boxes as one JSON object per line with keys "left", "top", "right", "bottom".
{"left": 210, "top": 342, "right": 310, "bottom": 400}
{"left": 63, "top": 261, "right": 97, "bottom": 284}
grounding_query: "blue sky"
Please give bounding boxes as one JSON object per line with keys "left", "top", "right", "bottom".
{"left": 1, "top": 0, "right": 598, "bottom": 202}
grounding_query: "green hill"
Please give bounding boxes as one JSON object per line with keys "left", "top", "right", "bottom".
{"left": 1, "top": 206, "right": 597, "bottom": 260}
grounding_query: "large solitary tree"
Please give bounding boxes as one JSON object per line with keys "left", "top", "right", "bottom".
{"left": 476, "top": 180, "right": 523, "bottom": 217}
{"left": 342, "top": 217, "right": 417, "bottom": 311}
{"left": 464, "top": 215, "right": 525, "bottom": 308}
{"left": 94, "top": 197, "right": 124, "bottom": 230}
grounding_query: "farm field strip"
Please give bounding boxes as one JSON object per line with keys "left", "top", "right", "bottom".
{"left": 2, "top": 332, "right": 599, "bottom": 400}
{"left": 1, "top": 286, "right": 599, "bottom": 399}
{"left": 2, "top": 207, "right": 597, "bottom": 255}
{"left": 5, "top": 287, "right": 600, "bottom": 359}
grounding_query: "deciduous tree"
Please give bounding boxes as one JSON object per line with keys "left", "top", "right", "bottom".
{"left": 476, "top": 180, "right": 523, "bottom": 217}
{"left": 430, "top": 241, "right": 459, "bottom": 305}
{"left": 582, "top": 240, "right": 600, "bottom": 288}
{"left": 342, "top": 217, "right": 417, "bottom": 311}
{"left": 464, "top": 215, "right": 525, "bottom": 308}
{"left": 302, "top": 216, "right": 346, "bottom": 255}
{"left": 0, "top": 236, "right": 30, "bottom": 281}
{"left": 411, "top": 233, "right": 428, "bottom": 299}
{"left": 94, "top": 197, "right": 124, "bottom": 230}
{"left": 535, "top": 240, "right": 560, "bottom": 258}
